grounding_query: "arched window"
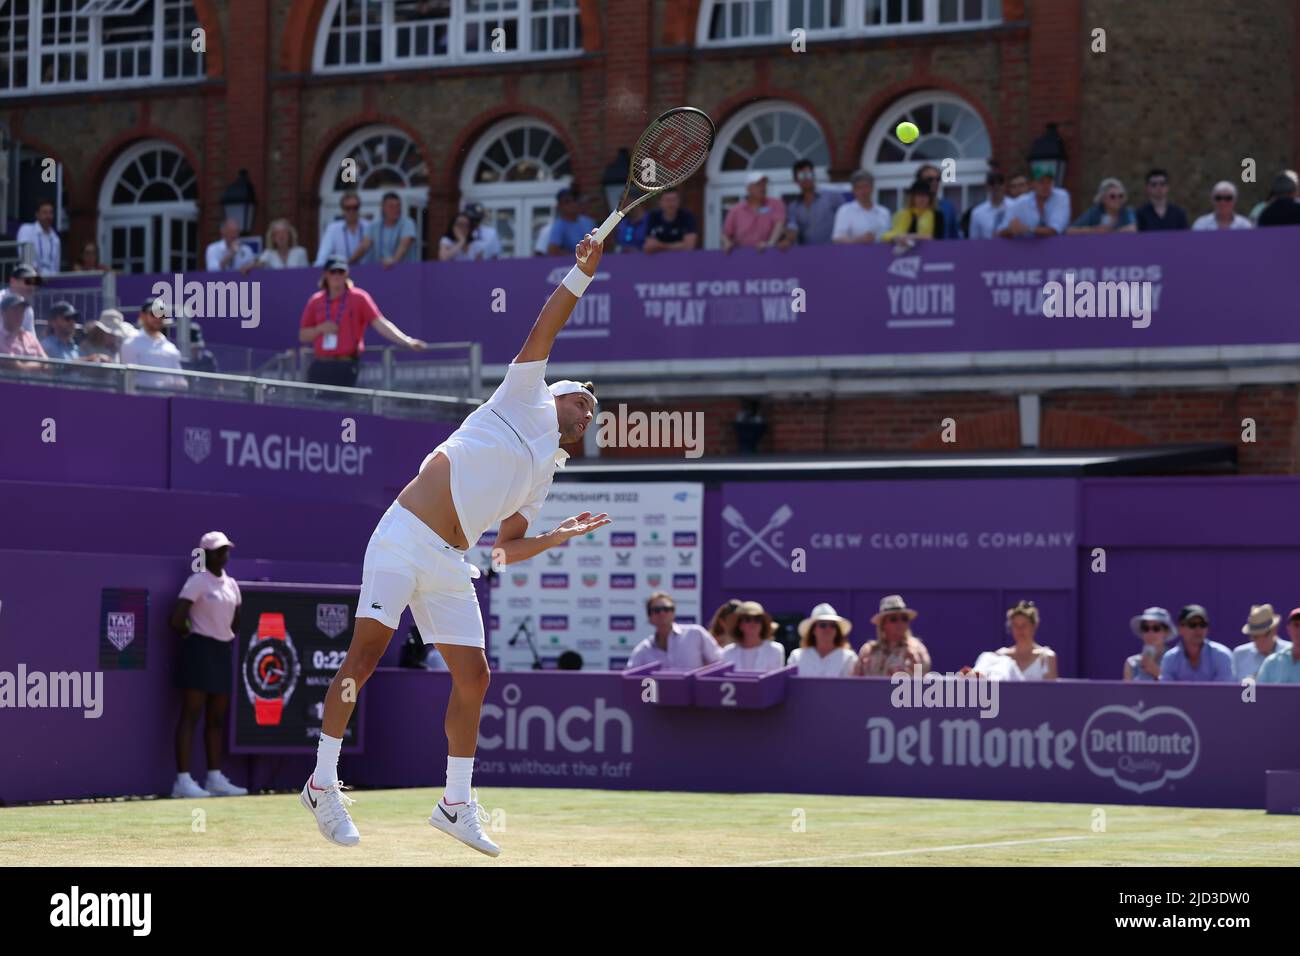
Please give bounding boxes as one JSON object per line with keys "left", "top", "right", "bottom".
{"left": 861, "top": 91, "right": 992, "bottom": 215}
{"left": 1, "top": 0, "right": 204, "bottom": 97}
{"left": 459, "top": 118, "right": 573, "bottom": 258}
{"left": 697, "top": 0, "right": 1001, "bottom": 46}
{"left": 318, "top": 125, "right": 430, "bottom": 259}
{"left": 315, "top": 0, "right": 582, "bottom": 73}
{"left": 704, "top": 101, "right": 832, "bottom": 248}
{"left": 98, "top": 140, "right": 199, "bottom": 273}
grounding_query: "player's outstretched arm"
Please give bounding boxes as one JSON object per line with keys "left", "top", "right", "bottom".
{"left": 514, "top": 233, "right": 603, "bottom": 364}
{"left": 490, "top": 511, "right": 612, "bottom": 567}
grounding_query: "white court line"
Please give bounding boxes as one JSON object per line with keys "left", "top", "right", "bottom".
{"left": 733, "top": 834, "right": 1090, "bottom": 867}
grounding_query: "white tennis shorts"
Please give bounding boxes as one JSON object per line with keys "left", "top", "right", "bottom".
{"left": 357, "top": 502, "right": 485, "bottom": 648}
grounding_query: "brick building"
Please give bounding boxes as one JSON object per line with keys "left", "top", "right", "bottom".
{"left": 3, "top": 0, "right": 1298, "bottom": 469}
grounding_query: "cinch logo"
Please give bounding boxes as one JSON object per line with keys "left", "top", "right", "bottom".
{"left": 582, "top": 574, "right": 598, "bottom": 587}
{"left": 609, "top": 615, "right": 636, "bottom": 631}
{"left": 672, "top": 574, "right": 697, "bottom": 589}
{"left": 512, "top": 574, "right": 528, "bottom": 587}
{"left": 539, "top": 615, "right": 568, "bottom": 630}
{"left": 479, "top": 683, "right": 632, "bottom": 754}
{"left": 541, "top": 574, "right": 569, "bottom": 589}
{"left": 610, "top": 574, "right": 636, "bottom": 589}
{"left": 1080, "top": 704, "right": 1199, "bottom": 794}
{"left": 214, "top": 429, "right": 374, "bottom": 475}
{"left": 673, "top": 532, "right": 697, "bottom": 547}
{"left": 610, "top": 532, "right": 637, "bottom": 547}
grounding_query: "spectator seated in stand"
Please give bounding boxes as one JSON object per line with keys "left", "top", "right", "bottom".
{"left": 1067, "top": 177, "right": 1136, "bottom": 234}
{"left": 439, "top": 212, "right": 484, "bottom": 262}
{"left": 1160, "top": 604, "right": 1234, "bottom": 682}
{"left": 1257, "top": 607, "right": 1300, "bottom": 683}
{"left": 998, "top": 162, "right": 1070, "bottom": 238}
{"left": 882, "top": 180, "right": 943, "bottom": 246}
{"left": 856, "top": 594, "right": 931, "bottom": 677}
{"left": 720, "top": 173, "right": 788, "bottom": 253}
{"left": 832, "top": 170, "right": 891, "bottom": 244}
{"left": 357, "top": 191, "right": 419, "bottom": 267}
{"left": 706, "top": 598, "right": 742, "bottom": 649}
{"left": 119, "top": 298, "right": 188, "bottom": 390}
{"left": 788, "top": 603, "right": 857, "bottom": 677}
{"left": 1135, "top": 168, "right": 1189, "bottom": 232}
{"left": 40, "top": 301, "right": 82, "bottom": 360}
{"left": 1256, "top": 171, "right": 1300, "bottom": 227}
{"left": 916, "top": 163, "right": 961, "bottom": 239}
{"left": 1124, "top": 606, "right": 1173, "bottom": 681}
{"left": 1231, "top": 604, "right": 1292, "bottom": 681}
{"left": 720, "top": 600, "right": 786, "bottom": 673}
{"left": 463, "top": 203, "right": 503, "bottom": 260}
{"left": 626, "top": 591, "right": 722, "bottom": 670}
{"left": 642, "top": 188, "right": 699, "bottom": 254}
{"left": 785, "top": 158, "right": 844, "bottom": 246}
{"left": 204, "top": 217, "right": 257, "bottom": 272}
{"left": 546, "top": 188, "right": 596, "bottom": 256}
{"left": 1192, "top": 181, "right": 1252, "bottom": 231}
{"left": 249, "top": 218, "right": 310, "bottom": 271}
{"left": 0, "top": 290, "right": 47, "bottom": 369}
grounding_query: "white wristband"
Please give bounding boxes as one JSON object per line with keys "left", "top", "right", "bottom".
{"left": 562, "top": 265, "right": 593, "bottom": 298}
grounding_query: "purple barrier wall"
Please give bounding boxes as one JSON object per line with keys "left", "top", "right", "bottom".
{"left": 118, "top": 230, "right": 1300, "bottom": 363}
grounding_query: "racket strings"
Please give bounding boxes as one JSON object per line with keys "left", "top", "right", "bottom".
{"left": 632, "top": 112, "right": 714, "bottom": 191}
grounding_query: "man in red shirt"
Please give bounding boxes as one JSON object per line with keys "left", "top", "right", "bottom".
{"left": 0, "top": 291, "right": 47, "bottom": 372}
{"left": 298, "top": 256, "right": 426, "bottom": 388}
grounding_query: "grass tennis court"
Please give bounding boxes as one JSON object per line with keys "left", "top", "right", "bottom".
{"left": 4, "top": 788, "right": 1297, "bottom": 867}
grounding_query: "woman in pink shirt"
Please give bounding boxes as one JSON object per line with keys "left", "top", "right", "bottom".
{"left": 169, "top": 531, "right": 247, "bottom": 799}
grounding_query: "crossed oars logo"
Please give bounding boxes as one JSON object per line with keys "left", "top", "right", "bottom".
{"left": 722, "top": 504, "right": 793, "bottom": 568}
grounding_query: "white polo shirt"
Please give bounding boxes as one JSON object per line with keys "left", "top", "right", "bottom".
{"left": 626, "top": 623, "right": 723, "bottom": 670}
{"left": 788, "top": 645, "right": 858, "bottom": 677}
{"left": 422, "top": 359, "right": 566, "bottom": 545}
{"left": 120, "top": 330, "right": 186, "bottom": 389}
{"left": 832, "top": 201, "right": 891, "bottom": 242}
{"left": 721, "top": 640, "right": 787, "bottom": 674}
{"left": 179, "top": 570, "right": 242, "bottom": 642}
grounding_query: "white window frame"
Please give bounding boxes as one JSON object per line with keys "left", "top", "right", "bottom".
{"left": 0, "top": 0, "right": 204, "bottom": 98}
{"left": 314, "top": 0, "right": 583, "bottom": 74}
{"left": 459, "top": 116, "right": 573, "bottom": 259}
{"left": 696, "top": 0, "right": 1001, "bottom": 47}
{"left": 704, "top": 100, "right": 837, "bottom": 249}
{"left": 98, "top": 139, "right": 199, "bottom": 273}
{"left": 318, "top": 125, "right": 431, "bottom": 260}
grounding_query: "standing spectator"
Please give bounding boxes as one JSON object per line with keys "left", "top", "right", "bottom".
{"left": 250, "top": 218, "right": 310, "bottom": 271}
{"left": 999, "top": 162, "right": 1071, "bottom": 237}
{"left": 546, "top": 188, "right": 596, "bottom": 255}
{"left": 120, "top": 298, "right": 187, "bottom": 389}
{"left": 204, "top": 217, "right": 256, "bottom": 272}
{"left": 298, "top": 256, "right": 426, "bottom": 388}
{"left": 614, "top": 203, "right": 650, "bottom": 253}
{"left": 882, "top": 180, "right": 943, "bottom": 243}
{"left": 76, "top": 240, "right": 111, "bottom": 273}
{"left": 39, "top": 301, "right": 81, "bottom": 360}
{"left": 1135, "top": 168, "right": 1190, "bottom": 231}
{"left": 643, "top": 188, "right": 699, "bottom": 253}
{"left": 915, "top": 163, "right": 961, "bottom": 238}
{"left": 1192, "top": 181, "right": 1252, "bottom": 231}
{"left": 626, "top": 591, "right": 722, "bottom": 669}
{"left": 1124, "top": 606, "right": 1173, "bottom": 681}
{"left": 169, "top": 531, "right": 248, "bottom": 798}
{"left": 967, "top": 170, "right": 1011, "bottom": 239}
{"left": 832, "top": 170, "right": 891, "bottom": 244}
{"left": 1005, "top": 171, "right": 1029, "bottom": 200}
{"left": 1257, "top": 607, "right": 1300, "bottom": 683}
{"left": 358, "top": 191, "right": 419, "bottom": 267}
{"left": 1160, "top": 604, "right": 1234, "bottom": 682}
{"left": 785, "top": 158, "right": 844, "bottom": 246}
{"left": 1232, "top": 604, "right": 1291, "bottom": 681}
{"left": 0, "top": 290, "right": 47, "bottom": 368}
{"left": 79, "top": 311, "right": 125, "bottom": 363}
{"left": 990, "top": 600, "right": 1058, "bottom": 679}
{"left": 1256, "top": 171, "right": 1300, "bottom": 227}
{"left": 16, "top": 198, "right": 62, "bottom": 275}
{"left": 7, "top": 264, "right": 40, "bottom": 334}
{"left": 1248, "top": 170, "right": 1297, "bottom": 226}
{"left": 1067, "top": 177, "right": 1137, "bottom": 233}
{"left": 856, "top": 594, "right": 932, "bottom": 677}
{"left": 788, "top": 603, "right": 857, "bottom": 677}
{"left": 462, "top": 203, "right": 503, "bottom": 260}
{"left": 438, "top": 212, "right": 481, "bottom": 262}
{"left": 720, "top": 600, "right": 786, "bottom": 673}
{"left": 706, "top": 598, "right": 742, "bottom": 649}
{"left": 315, "top": 191, "right": 368, "bottom": 267}
{"left": 721, "top": 173, "right": 788, "bottom": 253}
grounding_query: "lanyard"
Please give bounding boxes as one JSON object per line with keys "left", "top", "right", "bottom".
{"left": 324, "top": 290, "right": 350, "bottom": 331}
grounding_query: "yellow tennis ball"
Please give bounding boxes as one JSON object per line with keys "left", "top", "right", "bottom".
{"left": 896, "top": 121, "right": 919, "bottom": 144}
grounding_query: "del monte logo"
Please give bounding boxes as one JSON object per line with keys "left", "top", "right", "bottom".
{"left": 1080, "top": 702, "right": 1199, "bottom": 794}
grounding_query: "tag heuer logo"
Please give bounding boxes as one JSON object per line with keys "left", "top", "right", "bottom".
{"left": 183, "top": 426, "right": 212, "bottom": 464}
{"left": 316, "top": 603, "right": 350, "bottom": 638}
{"left": 106, "top": 611, "right": 135, "bottom": 651}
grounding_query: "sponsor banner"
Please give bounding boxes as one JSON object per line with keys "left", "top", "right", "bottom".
{"left": 231, "top": 588, "right": 364, "bottom": 753}
{"left": 489, "top": 483, "right": 703, "bottom": 670}
{"left": 98, "top": 588, "right": 149, "bottom": 670}
{"left": 120, "top": 232, "right": 1300, "bottom": 364}
{"left": 720, "top": 479, "right": 1078, "bottom": 589}
{"left": 169, "top": 397, "right": 453, "bottom": 506}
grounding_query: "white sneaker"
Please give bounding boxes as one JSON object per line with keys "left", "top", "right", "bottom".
{"left": 205, "top": 771, "right": 249, "bottom": 797}
{"left": 428, "top": 790, "right": 500, "bottom": 857}
{"left": 171, "top": 775, "right": 210, "bottom": 799}
{"left": 300, "top": 775, "right": 360, "bottom": 847}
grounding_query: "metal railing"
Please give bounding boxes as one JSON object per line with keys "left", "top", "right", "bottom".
{"left": 0, "top": 353, "right": 481, "bottom": 421}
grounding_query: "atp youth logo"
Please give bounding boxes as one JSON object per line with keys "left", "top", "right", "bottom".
{"left": 315, "top": 604, "right": 350, "bottom": 638}
{"left": 184, "top": 426, "right": 212, "bottom": 464}
{"left": 1081, "top": 703, "right": 1199, "bottom": 794}
{"left": 722, "top": 504, "right": 791, "bottom": 568}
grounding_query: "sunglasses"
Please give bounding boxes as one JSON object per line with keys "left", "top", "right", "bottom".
{"left": 1140, "top": 623, "right": 1168, "bottom": 633}
{"left": 814, "top": 620, "right": 837, "bottom": 628}
{"left": 1213, "top": 195, "right": 1234, "bottom": 202}
{"left": 1183, "top": 621, "right": 1208, "bottom": 629}
{"left": 649, "top": 606, "right": 674, "bottom": 614}
{"left": 883, "top": 614, "right": 909, "bottom": 623}
{"left": 328, "top": 268, "right": 347, "bottom": 275}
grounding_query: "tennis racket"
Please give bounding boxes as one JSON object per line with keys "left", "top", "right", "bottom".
{"left": 585, "top": 107, "right": 716, "bottom": 251}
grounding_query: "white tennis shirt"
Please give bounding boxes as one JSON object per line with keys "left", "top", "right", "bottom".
{"left": 421, "top": 359, "right": 567, "bottom": 546}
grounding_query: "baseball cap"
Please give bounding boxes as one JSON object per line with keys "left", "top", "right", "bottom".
{"left": 463, "top": 202, "right": 485, "bottom": 221}
{"left": 1, "top": 290, "right": 29, "bottom": 311}
{"left": 11, "top": 263, "right": 41, "bottom": 282}
{"left": 745, "top": 172, "right": 769, "bottom": 186}
{"left": 1288, "top": 607, "right": 1300, "bottom": 622}
{"left": 1178, "top": 604, "right": 1210, "bottom": 624}
{"left": 1030, "top": 161, "right": 1056, "bottom": 181}
{"left": 323, "top": 255, "right": 349, "bottom": 272}
{"left": 199, "top": 531, "right": 234, "bottom": 550}
{"left": 48, "top": 300, "right": 80, "bottom": 320}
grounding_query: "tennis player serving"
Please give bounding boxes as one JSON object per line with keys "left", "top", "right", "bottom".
{"left": 303, "top": 234, "right": 611, "bottom": 856}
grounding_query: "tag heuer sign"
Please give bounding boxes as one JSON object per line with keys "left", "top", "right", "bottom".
{"left": 316, "top": 603, "right": 350, "bottom": 638}
{"left": 106, "top": 611, "right": 136, "bottom": 651}
{"left": 184, "top": 426, "right": 212, "bottom": 464}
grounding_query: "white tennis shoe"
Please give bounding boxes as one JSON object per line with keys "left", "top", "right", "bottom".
{"left": 205, "top": 771, "right": 248, "bottom": 797}
{"left": 428, "top": 790, "right": 500, "bottom": 857}
{"left": 171, "top": 774, "right": 210, "bottom": 799}
{"left": 301, "top": 775, "right": 361, "bottom": 847}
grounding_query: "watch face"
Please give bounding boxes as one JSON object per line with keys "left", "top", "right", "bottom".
{"left": 243, "top": 632, "right": 302, "bottom": 706}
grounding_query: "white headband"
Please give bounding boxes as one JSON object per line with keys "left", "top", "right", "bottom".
{"left": 548, "top": 380, "right": 597, "bottom": 407}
